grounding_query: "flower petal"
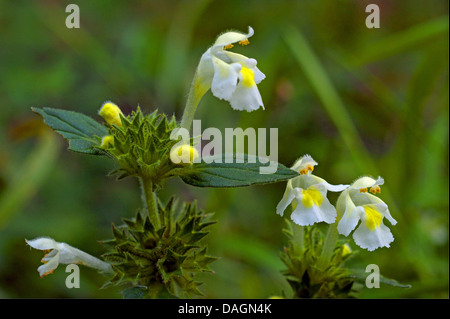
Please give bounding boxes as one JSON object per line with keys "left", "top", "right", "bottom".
{"left": 353, "top": 221, "right": 394, "bottom": 251}
{"left": 41, "top": 249, "right": 58, "bottom": 262}
{"left": 291, "top": 154, "right": 318, "bottom": 172}
{"left": 211, "top": 56, "right": 241, "bottom": 101}
{"left": 195, "top": 49, "right": 215, "bottom": 91}
{"left": 26, "top": 237, "right": 58, "bottom": 251}
{"left": 352, "top": 204, "right": 394, "bottom": 251}
{"left": 37, "top": 253, "right": 60, "bottom": 277}
{"left": 337, "top": 192, "right": 360, "bottom": 236}
{"left": 350, "top": 176, "right": 384, "bottom": 190}
{"left": 276, "top": 182, "right": 295, "bottom": 216}
{"left": 290, "top": 186, "right": 336, "bottom": 226}
{"left": 312, "top": 175, "right": 349, "bottom": 192}
{"left": 56, "top": 243, "right": 85, "bottom": 265}
{"left": 383, "top": 207, "right": 397, "bottom": 226}
{"left": 359, "top": 193, "right": 397, "bottom": 226}
{"left": 222, "top": 54, "right": 266, "bottom": 85}
{"left": 228, "top": 71, "right": 264, "bottom": 111}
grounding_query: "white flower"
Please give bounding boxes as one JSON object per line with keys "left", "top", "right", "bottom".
{"left": 26, "top": 237, "right": 112, "bottom": 277}
{"left": 196, "top": 26, "right": 265, "bottom": 112}
{"left": 336, "top": 176, "right": 397, "bottom": 251}
{"left": 276, "top": 155, "right": 348, "bottom": 226}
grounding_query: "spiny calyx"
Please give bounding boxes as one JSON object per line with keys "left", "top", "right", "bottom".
{"left": 100, "top": 197, "right": 217, "bottom": 298}
{"left": 99, "top": 107, "right": 188, "bottom": 188}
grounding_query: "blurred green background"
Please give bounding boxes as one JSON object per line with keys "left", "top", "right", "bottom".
{"left": 0, "top": 0, "right": 448, "bottom": 298}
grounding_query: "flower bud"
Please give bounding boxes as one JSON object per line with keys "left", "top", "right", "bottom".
{"left": 98, "top": 101, "right": 123, "bottom": 126}
{"left": 170, "top": 144, "right": 199, "bottom": 165}
{"left": 341, "top": 243, "right": 352, "bottom": 257}
{"left": 100, "top": 135, "right": 114, "bottom": 148}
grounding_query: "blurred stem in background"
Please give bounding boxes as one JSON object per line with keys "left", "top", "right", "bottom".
{"left": 283, "top": 25, "right": 376, "bottom": 175}
{"left": 0, "top": 129, "right": 59, "bottom": 230}
{"left": 157, "top": 0, "right": 212, "bottom": 111}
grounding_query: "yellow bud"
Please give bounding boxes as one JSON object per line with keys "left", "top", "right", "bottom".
{"left": 341, "top": 244, "right": 352, "bottom": 257}
{"left": 170, "top": 144, "right": 199, "bottom": 165}
{"left": 98, "top": 101, "right": 123, "bottom": 127}
{"left": 100, "top": 135, "right": 114, "bottom": 148}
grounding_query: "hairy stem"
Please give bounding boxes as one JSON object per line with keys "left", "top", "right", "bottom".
{"left": 292, "top": 223, "right": 304, "bottom": 255}
{"left": 140, "top": 177, "right": 160, "bottom": 229}
{"left": 180, "top": 72, "right": 208, "bottom": 130}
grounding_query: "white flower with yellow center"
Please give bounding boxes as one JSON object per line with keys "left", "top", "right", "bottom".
{"left": 195, "top": 26, "right": 265, "bottom": 112}
{"left": 26, "top": 237, "right": 112, "bottom": 277}
{"left": 336, "top": 176, "right": 397, "bottom": 251}
{"left": 276, "top": 155, "right": 348, "bottom": 226}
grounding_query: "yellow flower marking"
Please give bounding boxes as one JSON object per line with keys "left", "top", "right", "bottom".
{"left": 364, "top": 206, "right": 383, "bottom": 231}
{"left": 224, "top": 44, "right": 234, "bottom": 49}
{"left": 301, "top": 188, "right": 323, "bottom": 208}
{"left": 359, "top": 188, "right": 368, "bottom": 193}
{"left": 240, "top": 67, "right": 255, "bottom": 88}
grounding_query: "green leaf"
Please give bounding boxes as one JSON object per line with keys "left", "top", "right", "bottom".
{"left": 179, "top": 154, "right": 298, "bottom": 188}
{"left": 347, "top": 268, "right": 412, "bottom": 288}
{"left": 32, "top": 107, "right": 108, "bottom": 155}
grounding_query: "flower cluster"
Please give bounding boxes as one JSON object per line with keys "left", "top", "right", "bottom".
{"left": 277, "top": 155, "right": 397, "bottom": 251}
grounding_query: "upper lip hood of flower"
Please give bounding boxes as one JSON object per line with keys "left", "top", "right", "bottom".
{"left": 349, "top": 176, "right": 384, "bottom": 190}
{"left": 212, "top": 26, "right": 255, "bottom": 50}
{"left": 290, "top": 155, "right": 348, "bottom": 192}
{"left": 291, "top": 154, "right": 318, "bottom": 174}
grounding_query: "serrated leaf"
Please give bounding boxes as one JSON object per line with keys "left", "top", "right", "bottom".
{"left": 180, "top": 154, "right": 299, "bottom": 187}
{"left": 32, "top": 107, "right": 108, "bottom": 155}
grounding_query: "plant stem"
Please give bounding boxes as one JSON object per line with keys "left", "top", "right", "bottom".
{"left": 180, "top": 72, "right": 208, "bottom": 130}
{"left": 318, "top": 223, "right": 339, "bottom": 269}
{"left": 292, "top": 224, "right": 304, "bottom": 255}
{"left": 140, "top": 177, "right": 160, "bottom": 229}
